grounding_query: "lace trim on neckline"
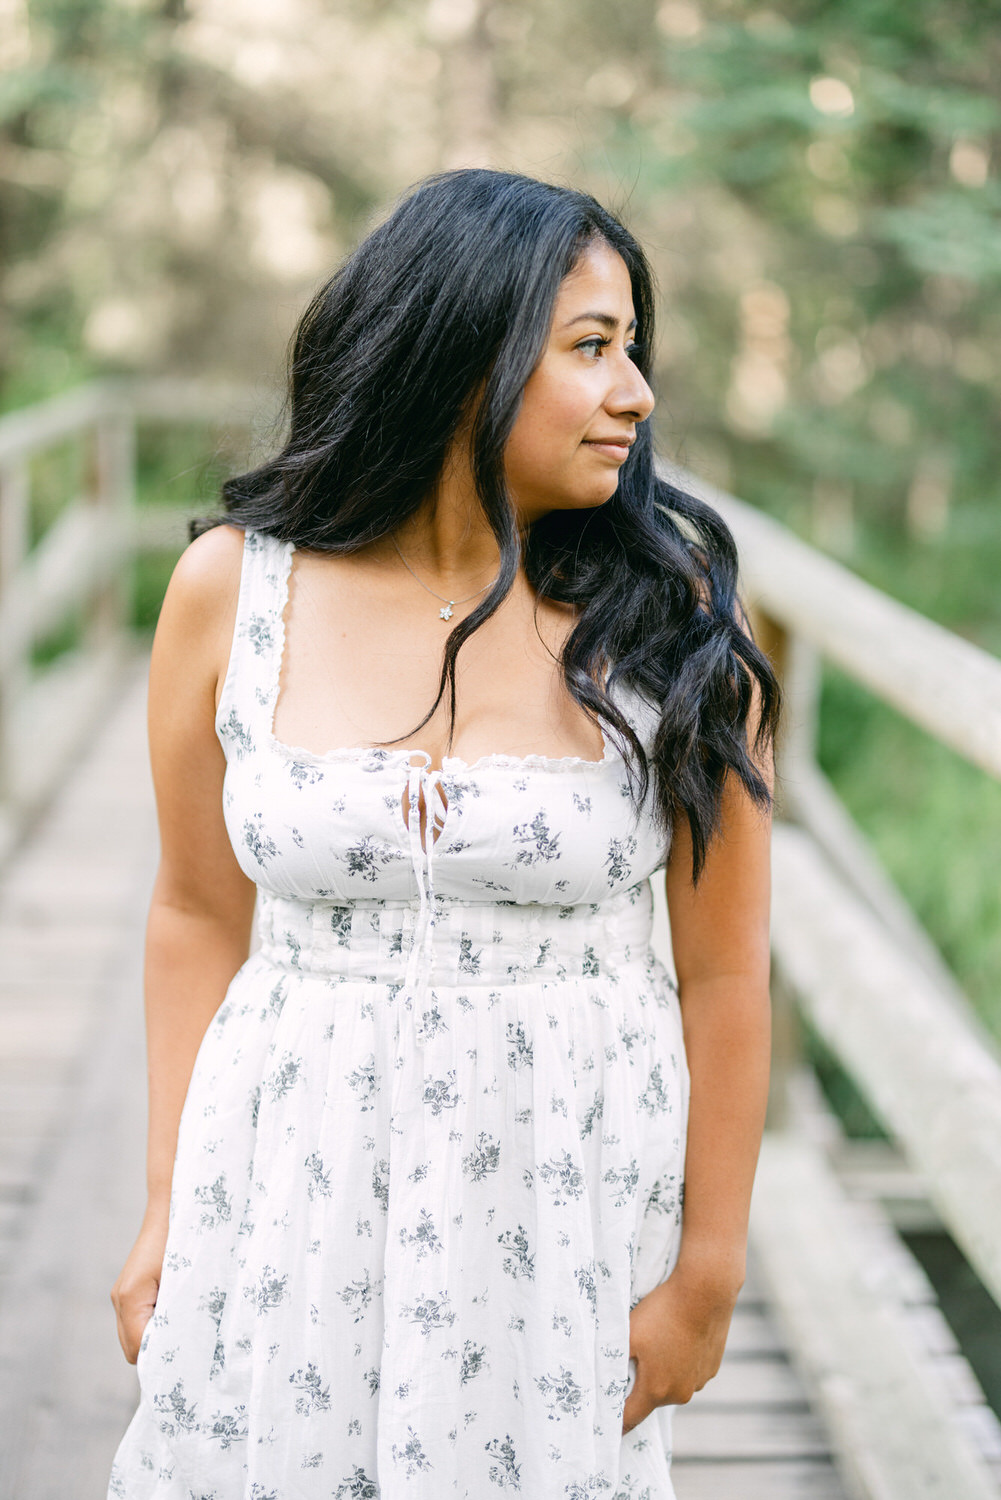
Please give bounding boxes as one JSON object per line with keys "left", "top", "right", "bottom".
{"left": 266, "top": 735, "right": 621, "bottom": 776}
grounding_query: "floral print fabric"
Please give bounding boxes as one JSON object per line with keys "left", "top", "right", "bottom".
{"left": 109, "top": 529, "right": 689, "bottom": 1499}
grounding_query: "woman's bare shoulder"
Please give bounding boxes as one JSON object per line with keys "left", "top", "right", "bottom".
{"left": 153, "top": 524, "right": 247, "bottom": 688}
{"left": 157, "top": 522, "right": 244, "bottom": 632}
{"left": 166, "top": 522, "right": 245, "bottom": 606}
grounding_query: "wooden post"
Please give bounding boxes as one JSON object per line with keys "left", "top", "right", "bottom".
{"left": 745, "top": 605, "right": 822, "bottom": 822}
{"left": 744, "top": 606, "right": 823, "bottom": 1126}
{"left": 0, "top": 459, "right": 30, "bottom": 803}
{"left": 87, "top": 410, "right": 136, "bottom": 649}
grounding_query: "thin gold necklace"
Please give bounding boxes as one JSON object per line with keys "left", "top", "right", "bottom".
{"left": 391, "top": 537, "right": 497, "bottom": 621}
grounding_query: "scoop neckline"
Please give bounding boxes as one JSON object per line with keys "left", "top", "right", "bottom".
{"left": 265, "top": 736, "right": 620, "bottom": 776}
{"left": 264, "top": 534, "right": 623, "bottom": 777}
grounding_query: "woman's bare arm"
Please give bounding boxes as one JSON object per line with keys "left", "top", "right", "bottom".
{"left": 111, "top": 523, "right": 257, "bottom": 1362}
{"left": 623, "top": 723, "right": 773, "bottom": 1429}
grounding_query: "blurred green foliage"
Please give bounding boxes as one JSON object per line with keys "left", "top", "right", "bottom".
{"left": 905, "top": 1229, "right": 1001, "bottom": 1416}
{"left": 614, "top": 1, "right": 1001, "bottom": 643}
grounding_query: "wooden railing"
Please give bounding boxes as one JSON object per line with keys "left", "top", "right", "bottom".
{"left": 0, "top": 378, "right": 275, "bottom": 863}
{"left": 655, "top": 460, "right": 1001, "bottom": 1500}
{"left": 2, "top": 384, "right": 999, "bottom": 1495}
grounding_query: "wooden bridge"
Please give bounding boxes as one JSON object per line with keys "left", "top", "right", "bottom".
{"left": 1, "top": 382, "right": 1000, "bottom": 1498}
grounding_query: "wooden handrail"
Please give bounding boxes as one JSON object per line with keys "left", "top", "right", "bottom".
{"left": 772, "top": 824, "right": 1001, "bottom": 1308}
{"left": 0, "top": 379, "right": 270, "bottom": 857}
{"left": 0, "top": 383, "right": 119, "bottom": 465}
{"left": 657, "top": 461, "right": 1001, "bottom": 786}
{"left": 0, "top": 377, "right": 277, "bottom": 466}
{"left": 648, "top": 458, "right": 1001, "bottom": 1326}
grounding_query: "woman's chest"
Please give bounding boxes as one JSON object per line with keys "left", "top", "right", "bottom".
{"left": 273, "top": 560, "right": 605, "bottom": 770}
{"left": 220, "top": 746, "right": 669, "bottom": 907}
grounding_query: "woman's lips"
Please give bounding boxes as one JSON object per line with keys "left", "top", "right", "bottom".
{"left": 583, "top": 439, "right": 633, "bottom": 461}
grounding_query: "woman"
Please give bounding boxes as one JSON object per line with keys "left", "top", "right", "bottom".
{"left": 109, "top": 168, "right": 778, "bottom": 1499}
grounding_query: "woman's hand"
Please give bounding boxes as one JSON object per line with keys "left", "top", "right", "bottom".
{"left": 111, "top": 1214, "right": 169, "bottom": 1364}
{"left": 621, "top": 1257, "right": 742, "bottom": 1433}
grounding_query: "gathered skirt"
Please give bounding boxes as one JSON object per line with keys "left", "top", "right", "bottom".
{"left": 109, "top": 881, "right": 689, "bottom": 1498}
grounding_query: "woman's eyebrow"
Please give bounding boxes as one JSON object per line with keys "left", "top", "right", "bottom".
{"left": 560, "top": 311, "right": 639, "bottom": 332}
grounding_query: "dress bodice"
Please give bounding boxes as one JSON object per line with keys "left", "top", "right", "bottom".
{"left": 216, "top": 528, "right": 671, "bottom": 912}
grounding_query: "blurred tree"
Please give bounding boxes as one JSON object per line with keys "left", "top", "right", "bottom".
{"left": 3, "top": 0, "right": 1000, "bottom": 642}
{"left": 0, "top": 0, "right": 686, "bottom": 400}
{"left": 599, "top": 0, "right": 1001, "bottom": 641}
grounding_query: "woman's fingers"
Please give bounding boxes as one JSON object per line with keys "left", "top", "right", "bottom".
{"left": 111, "top": 1269, "right": 159, "bottom": 1363}
{"left": 114, "top": 1310, "right": 138, "bottom": 1365}
{"left": 113, "top": 1291, "right": 155, "bottom": 1364}
{"left": 110, "top": 1221, "right": 168, "bottom": 1363}
{"left": 622, "top": 1265, "right": 738, "bottom": 1434}
{"left": 621, "top": 1355, "right": 675, "bottom": 1433}
{"left": 621, "top": 1356, "right": 652, "bottom": 1434}
{"left": 621, "top": 1354, "right": 698, "bottom": 1433}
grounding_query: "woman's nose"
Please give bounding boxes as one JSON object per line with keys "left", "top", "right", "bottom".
{"left": 608, "top": 356, "right": 655, "bottom": 421}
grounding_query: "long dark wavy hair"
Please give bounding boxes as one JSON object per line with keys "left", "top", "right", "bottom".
{"left": 198, "top": 167, "right": 780, "bottom": 880}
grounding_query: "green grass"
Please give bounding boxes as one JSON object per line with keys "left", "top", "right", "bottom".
{"left": 31, "top": 603, "right": 87, "bottom": 669}
{"left": 27, "top": 437, "right": 87, "bottom": 546}
{"left": 847, "top": 504, "right": 1001, "bottom": 659}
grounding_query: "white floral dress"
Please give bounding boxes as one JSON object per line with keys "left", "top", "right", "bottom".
{"left": 109, "top": 528, "right": 689, "bottom": 1500}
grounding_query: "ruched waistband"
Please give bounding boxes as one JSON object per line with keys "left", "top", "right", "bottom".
{"left": 255, "top": 881, "right": 657, "bottom": 987}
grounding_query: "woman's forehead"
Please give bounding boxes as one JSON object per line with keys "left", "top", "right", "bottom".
{"left": 554, "top": 242, "right": 637, "bottom": 326}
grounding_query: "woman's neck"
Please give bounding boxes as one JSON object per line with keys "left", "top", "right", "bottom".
{"left": 378, "top": 440, "right": 529, "bottom": 590}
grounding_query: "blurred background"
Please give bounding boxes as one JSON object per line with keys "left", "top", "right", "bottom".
{"left": 2, "top": 0, "right": 1001, "bottom": 1492}
{"left": 3, "top": 0, "right": 1000, "bottom": 1037}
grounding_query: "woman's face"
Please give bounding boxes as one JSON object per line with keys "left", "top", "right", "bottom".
{"left": 503, "top": 239, "right": 655, "bottom": 522}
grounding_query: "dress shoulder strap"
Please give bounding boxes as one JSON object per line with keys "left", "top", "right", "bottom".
{"left": 607, "top": 676, "right": 660, "bottom": 756}
{"left": 214, "top": 527, "right": 295, "bottom": 760}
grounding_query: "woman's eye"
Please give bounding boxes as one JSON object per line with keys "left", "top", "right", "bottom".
{"left": 577, "top": 336, "right": 611, "bottom": 359}
{"left": 575, "top": 336, "right": 644, "bottom": 362}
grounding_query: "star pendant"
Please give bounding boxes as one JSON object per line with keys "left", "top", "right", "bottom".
{"left": 440, "top": 603, "right": 454, "bottom": 621}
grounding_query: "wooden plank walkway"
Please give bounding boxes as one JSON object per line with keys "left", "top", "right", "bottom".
{"left": 0, "top": 657, "right": 152, "bottom": 1499}
{"left": 0, "top": 661, "right": 850, "bottom": 1500}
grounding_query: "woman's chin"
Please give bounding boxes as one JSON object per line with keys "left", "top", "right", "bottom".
{"left": 511, "top": 478, "right": 620, "bottom": 522}
{"left": 573, "top": 483, "right": 620, "bottom": 511}
{"left": 556, "top": 478, "right": 622, "bottom": 511}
